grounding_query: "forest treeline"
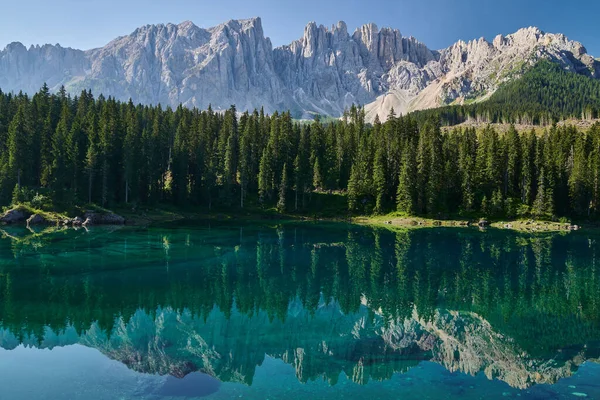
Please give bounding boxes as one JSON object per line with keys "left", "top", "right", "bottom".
{"left": 1, "top": 84, "right": 600, "bottom": 219}
{"left": 414, "top": 60, "right": 600, "bottom": 126}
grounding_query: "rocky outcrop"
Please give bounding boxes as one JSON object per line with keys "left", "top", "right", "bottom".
{"left": 0, "top": 209, "right": 27, "bottom": 224}
{"left": 83, "top": 211, "right": 125, "bottom": 225}
{"left": 72, "top": 216, "right": 83, "bottom": 226}
{"left": 0, "top": 19, "right": 598, "bottom": 121}
{"left": 26, "top": 214, "right": 47, "bottom": 226}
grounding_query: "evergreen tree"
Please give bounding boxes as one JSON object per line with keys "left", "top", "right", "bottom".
{"left": 372, "top": 146, "right": 386, "bottom": 214}
{"left": 277, "top": 163, "right": 288, "bottom": 213}
{"left": 396, "top": 146, "right": 416, "bottom": 214}
{"left": 7, "top": 104, "right": 32, "bottom": 188}
{"left": 123, "top": 102, "right": 142, "bottom": 204}
{"left": 569, "top": 133, "right": 590, "bottom": 216}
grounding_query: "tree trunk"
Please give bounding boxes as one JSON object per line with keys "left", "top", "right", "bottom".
{"left": 88, "top": 172, "right": 93, "bottom": 204}
{"left": 102, "top": 160, "right": 108, "bottom": 206}
{"left": 240, "top": 184, "right": 244, "bottom": 209}
{"left": 125, "top": 179, "right": 129, "bottom": 204}
{"left": 302, "top": 185, "right": 307, "bottom": 209}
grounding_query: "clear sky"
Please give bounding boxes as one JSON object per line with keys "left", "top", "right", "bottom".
{"left": 1, "top": 0, "right": 599, "bottom": 56}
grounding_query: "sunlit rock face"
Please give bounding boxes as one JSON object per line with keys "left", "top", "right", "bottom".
{"left": 0, "top": 19, "right": 598, "bottom": 120}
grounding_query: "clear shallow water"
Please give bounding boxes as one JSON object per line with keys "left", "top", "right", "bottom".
{"left": 0, "top": 222, "right": 599, "bottom": 399}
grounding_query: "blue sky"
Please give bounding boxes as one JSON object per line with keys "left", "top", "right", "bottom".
{"left": 1, "top": 0, "right": 599, "bottom": 56}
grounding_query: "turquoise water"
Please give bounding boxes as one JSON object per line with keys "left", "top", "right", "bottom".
{"left": 0, "top": 222, "right": 599, "bottom": 399}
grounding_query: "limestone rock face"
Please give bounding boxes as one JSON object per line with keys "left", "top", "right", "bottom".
{"left": 0, "top": 19, "right": 598, "bottom": 121}
{"left": 0, "top": 42, "right": 88, "bottom": 94}
{"left": 273, "top": 21, "right": 437, "bottom": 117}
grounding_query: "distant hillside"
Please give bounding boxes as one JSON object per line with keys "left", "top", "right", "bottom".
{"left": 413, "top": 60, "right": 600, "bottom": 126}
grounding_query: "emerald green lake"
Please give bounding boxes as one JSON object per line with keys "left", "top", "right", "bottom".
{"left": 1, "top": 221, "right": 599, "bottom": 399}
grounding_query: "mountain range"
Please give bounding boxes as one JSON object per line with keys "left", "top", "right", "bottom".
{"left": 0, "top": 17, "right": 598, "bottom": 121}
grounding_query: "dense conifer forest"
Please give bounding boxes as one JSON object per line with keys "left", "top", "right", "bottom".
{"left": 1, "top": 61, "right": 600, "bottom": 221}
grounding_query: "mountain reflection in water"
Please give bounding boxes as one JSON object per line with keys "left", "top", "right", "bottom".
{"left": 0, "top": 222, "right": 599, "bottom": 392}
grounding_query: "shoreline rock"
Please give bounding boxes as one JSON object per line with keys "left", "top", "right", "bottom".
{"left": 0, "top": 209, "right": 27, "bottom": 224}
{"left": 26, "top": 214, "right": 47, "bottom": 226}
{"left": 83, "top": 211, "right": 125, "bottom": 225}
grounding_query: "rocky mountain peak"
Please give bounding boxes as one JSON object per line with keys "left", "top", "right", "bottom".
{"left": 4, "top": 42, "right": 27, "bottom": 52}
{"left": 0, "top": 18, "right": 597, "bottom": 121}
{"left": 332, "top": 21, "right": 348, "bottom": 38}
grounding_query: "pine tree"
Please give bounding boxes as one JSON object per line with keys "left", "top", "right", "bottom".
{"left": 521, "top": 130, "right": 537, "bottom": 206}
{"left": 277, "top": 163, "right": 288, "bottom": 213}
{"left": 458, "top": 128, "right": 476, "bottom": 212}
{"left": 347, "top": 164, "right": 360, "bottom": 212}
{"left": 123, "top": 102, "right": 142, "bottom": 204}
{"left": 396, "top": 146, "right": 416, "bottom": 215}
{"left": 258, "top": 145, "right": 274, "bottom": 204}
{"left": 238, "top": 112, "right": 253, "bottom": 209}
{"left": 568, "top": 133, "right": 590, "bottom": 216}
{"left": 50, "top": 104, "right": 72, "bottom": 197}
{"left": 533, "top": 168, "right": 554, "bottom": 217}
{"left": 8, "top": 104, "right": 33, "bottom": 189}
{"left": 372, "top": 146, "right": 386, "bottom": 214}
{"left": 171, "top": 116, "right": 190, "bottom": 204}
{"left": 505, "top": 125, "right": 521, "bottom": 198}
{"left": 312, "top": 157, "right": 323, "bottom": 191}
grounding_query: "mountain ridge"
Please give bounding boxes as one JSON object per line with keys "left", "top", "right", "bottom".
{"left": 0, "top": 17, "right": 598, "bottom": 121}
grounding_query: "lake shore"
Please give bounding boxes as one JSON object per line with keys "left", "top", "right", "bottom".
{"left": 1, "top": 202, "right": 592, "bottom": 233}
{"left": 353, "top": 215, "right": 583, "bottom": 233}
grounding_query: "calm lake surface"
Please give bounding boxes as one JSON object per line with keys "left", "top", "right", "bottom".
{"left": 1, "top": 221, "right": 599, "bottom": 399}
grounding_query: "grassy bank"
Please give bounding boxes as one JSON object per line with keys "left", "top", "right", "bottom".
{"left": 355, "top": 214, "right": 580, "bottom": 233}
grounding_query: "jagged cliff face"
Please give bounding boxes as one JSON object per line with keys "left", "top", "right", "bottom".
{"left": 0, "top": 43, "right": 88, "bottom": 94}
{"left": 273, "top": 21, "right": 436, "bottom": 116}
{"left": 77, "top": 18, "right": 286, "bottom": 113}
{"left": 0, "top": 18, "right": 598, "bottom": 120}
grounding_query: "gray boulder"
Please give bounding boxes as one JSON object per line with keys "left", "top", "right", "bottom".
{"left": 26, "top": 214, "right": 47, "bottom": 225}
{"left": 72, "top": 216, "right": 84, "bottom": 226}
{"left": 83, "top": 211, "right": 125, "bottom": 225}
{"left": 0, "top": 209, "right": 26, "bottom": 224}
